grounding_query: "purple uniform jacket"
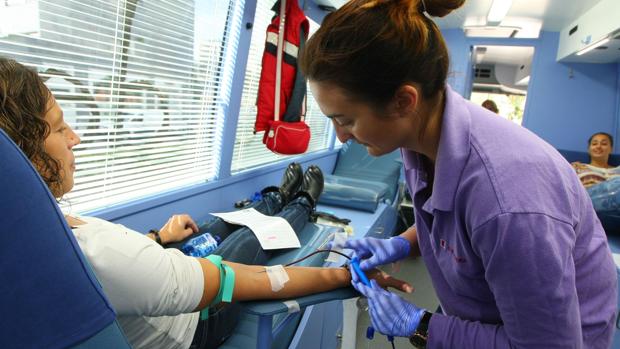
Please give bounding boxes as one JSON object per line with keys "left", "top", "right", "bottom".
{"left": 402, "top": 86, "right": 617, "bottom": 348}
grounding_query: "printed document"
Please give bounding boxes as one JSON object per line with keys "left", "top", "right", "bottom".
{"left": 211, "top": 208, "right": 301, "bottom": 250}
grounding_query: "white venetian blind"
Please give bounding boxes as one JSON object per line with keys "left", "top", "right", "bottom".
{"left": 0, "top": 0, "right": 245, "bottom": 212}
{"left": 230, "top": 0, "right": 332, "bottom": 173}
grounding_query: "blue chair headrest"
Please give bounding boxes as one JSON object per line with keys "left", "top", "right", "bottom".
{"left": 0, "top": 129, "right": 116, "bottom": 348}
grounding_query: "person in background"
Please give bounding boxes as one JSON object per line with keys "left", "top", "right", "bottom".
{"left": 0, "top": 57, "right": 411, "bottom": 349}
{"left": 299, "top": 0, "right": 617, "bottom": 348}
{"left": 572, "top": 132, "right": 618, "bottom": 188}
{"left": 481, "top": 99, "right": 499, "bottom": 114}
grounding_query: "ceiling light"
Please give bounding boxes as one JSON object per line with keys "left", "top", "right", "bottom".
{"left": 464, "top": 26, "right": 520, "bottom": 38}
{"left": 576, "top": 37, "right": 610, "bottom": 56}
{"left": 487, "top": 0, "right": 513, "bottom": 24}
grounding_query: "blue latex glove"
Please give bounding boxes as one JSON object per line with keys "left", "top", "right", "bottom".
{"left": 353, "top": 279, "right": 426, "bottom": 337}
{"left": 344, "top": 236, "right": 411, "bottom": 270}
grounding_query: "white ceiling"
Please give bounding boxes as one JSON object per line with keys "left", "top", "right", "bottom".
{"left": 314, "top": 0, "right": 606, "bottom": 35}
{"left": 434, "top": 0, "right": 605, "bottom": 32}
{"left": 313, "top": 0, "right": 615, "bottom": 65}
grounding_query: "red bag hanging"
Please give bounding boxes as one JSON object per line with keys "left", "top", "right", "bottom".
{"left": 258, "top": 0, "right": 311, "bottom": 155}
{"left": 263, "top": 119, "right": 310, "bottom": 155}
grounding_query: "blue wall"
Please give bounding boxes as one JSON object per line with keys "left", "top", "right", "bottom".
{"left": 524, "top": 32, "right": 618, "bottom": 152}
{"left": 442, "top": 30, "right": 620, "bottom": 153}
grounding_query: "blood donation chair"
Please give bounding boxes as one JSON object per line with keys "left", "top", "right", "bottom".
{"left": 0, "top": 129, "right": 132, "bottom": 349}
{"left": 557, "top": 149, "right": 620, "bottom": 232}
{"left": 220, "top": 141, "right": 405, "bottom": 349}
{"left": 219, "top": 223, "right": 357, "bottom": 349}
{"left": 319, "top": 140, "right": 403, "bottom": 214}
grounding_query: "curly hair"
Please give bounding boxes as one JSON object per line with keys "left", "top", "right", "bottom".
{"left": 0, "top": 57, "right": 63, "bottom": 195}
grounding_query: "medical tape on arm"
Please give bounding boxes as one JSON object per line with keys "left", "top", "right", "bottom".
{"left": 199, "top": 254, "right": 236, "bottom": 320}
{"left": 265, "top": 265, "right": 289, "bottom": 292}
{"left": 326, "top": 231, "right": 348, "bottom": 262}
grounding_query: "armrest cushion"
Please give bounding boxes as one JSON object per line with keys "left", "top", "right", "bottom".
{"left": 241, "top": 287, "right": 358, "bottom": 316}
{"left": 318, "top": 175, "right": 389, "bottom": 212}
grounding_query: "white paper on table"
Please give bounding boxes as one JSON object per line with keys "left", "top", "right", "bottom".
{"left": 211, "top": 208, "right": 301, "bottom": 250}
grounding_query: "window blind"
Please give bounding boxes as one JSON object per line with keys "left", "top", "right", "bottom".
{"left": 230, "top": 0, "right": 332, "bottom": 173}
{"left": 0, "top": 0, "right": 245, "bottom": 212}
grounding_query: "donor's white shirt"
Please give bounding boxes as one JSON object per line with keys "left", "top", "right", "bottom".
{"left": 72, "top": 216, "right": 203, "bottom": 349}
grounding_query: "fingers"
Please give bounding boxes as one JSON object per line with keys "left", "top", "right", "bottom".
{"left": 351, "top": 266, "right": 360, "bottom": 283}
{"left": 360, "top": 256, "right": 380, "bottom": 271}
{"left": 383, "top": 274, "right": 413, "bottom": 293}
{"left": 185, "top": 215, "right": 199, "bottom": 232}
{"left": 351, "top": 280, "right": 371, "bottom": 297}
{"left": 366, "top": 283, "right": 395, "bottom": 335}
{"left": 344, "top": 239, "right": 372, "bottom": 256}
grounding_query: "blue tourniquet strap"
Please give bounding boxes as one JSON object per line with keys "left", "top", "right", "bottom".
{"left": 200, "top": 255, "right": 236, "bottom": 320}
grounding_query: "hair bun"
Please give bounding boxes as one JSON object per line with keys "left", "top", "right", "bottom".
{"left": 423, "top": 0, "right": 465, "bottom": 18}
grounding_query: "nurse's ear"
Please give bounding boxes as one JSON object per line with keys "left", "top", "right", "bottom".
{"left": 390, "top": 84, "right": 420, "bottom": 119}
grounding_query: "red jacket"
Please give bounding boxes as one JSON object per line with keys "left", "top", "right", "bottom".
{"left": 255, "top": 0, "right": 309, "bottom": 133}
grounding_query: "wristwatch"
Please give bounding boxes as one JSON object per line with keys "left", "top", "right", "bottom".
{"left": 409, "top": 311, "right": 432, "bottom": 348}
{"left": 148, "top": 229, "right": 162, "bottom": 245}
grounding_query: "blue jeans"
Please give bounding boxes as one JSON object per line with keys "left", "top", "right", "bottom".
{"left": 172, "top": 192, "right": 313, "bottom": 349}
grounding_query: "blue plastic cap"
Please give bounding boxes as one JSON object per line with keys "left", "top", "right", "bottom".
{"left": 366, "top": 326, "right": 375, "bottom": 339}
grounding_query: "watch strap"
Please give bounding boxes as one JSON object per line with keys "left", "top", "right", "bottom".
{"left": 148, "top": 229, "right": 162, "bottom": 245}
{"left": 409, "top": 311, "right": 432, "bottom": 348}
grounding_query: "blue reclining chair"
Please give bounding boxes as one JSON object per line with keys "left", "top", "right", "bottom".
{"left": 219, "top": 223, "right": 357, "bottom": 349}
{"left": 316, "top": 141, "right": 404, "bottom": 242}
{"left": 319, "top": 141, "right": 403, "bottom": 213}
{"left": 219, "top": 142, "right": 405, "bottom": 349}
{"left": 557, "top": 149, "right": 620, "bottom": 232}
{"left": 0, "top": 129, "right": 131, "bottom": 349}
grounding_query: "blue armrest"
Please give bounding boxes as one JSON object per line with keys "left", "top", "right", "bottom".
{"left": 241, "top": 287, "right": 358, "bottom": 316}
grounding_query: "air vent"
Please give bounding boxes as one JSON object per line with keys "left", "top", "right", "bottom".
{"left": 475, "top": 68, "right": 492, "bottom": 78}
{"left": 569, "top": 25, "right": 578, "bottom": 36}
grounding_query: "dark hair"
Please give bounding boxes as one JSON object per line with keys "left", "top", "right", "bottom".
{"left": 481, "top": 99, "right": 499, "bottom": 113}
{"left": 588, "top": 132, "right": 614, "bottom": 147}
{"left": 300, "top": 0, "right": 465, "bottom": 108}
{"left": 0, "top": 57, "right": 62, "bottom": 194}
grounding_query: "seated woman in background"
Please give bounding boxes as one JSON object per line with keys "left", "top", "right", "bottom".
{"left": 0, "top": 57, "right": 410, "bottom": 349}
{"left": 572, "top": 132, "right": 620, "bottom": 188}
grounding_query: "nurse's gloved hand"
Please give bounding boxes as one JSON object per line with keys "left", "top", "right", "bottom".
{"left": 344, "top": 237, "right": 411, "bottom": 270}
{"left": 353, "top": 279, "right": 426, "bottom": 337}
